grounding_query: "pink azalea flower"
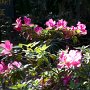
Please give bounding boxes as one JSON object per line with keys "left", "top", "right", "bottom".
{"left": 8, "top": 61, "right": 22, "bottom": 70}
{"left": 45, "top": 19, "right": 56, "bottom": 29}
{"left": 57, "top": 50, "right": 82, "bottom": 69}
{"left": 70, "top": 26, "right": 77, "bottom": 31}
{"left": 0, "top": 61, "right": 7, "bottom": 74}
{"left": 0, "top": 40, "right": 13, "bottom": 56}
{"left": 77, "top": 22, "right": 87, "bottom": 35}
{"left": 15, "top": 17, "right": 22, "bottom": 31}
{"left": 56, "top": 19, "right": 67, "bottom": 30}
{"left": 24, "top": 16, "right": 31, "bottom": 26}
{"left": 62, "top": 75, "right": 71, "bottom": 86}
{"left": 12, "top": 61, "right": 22, "bottom": 68}
{"left": 34, "top": 25, "right": 43, "bottom": 35}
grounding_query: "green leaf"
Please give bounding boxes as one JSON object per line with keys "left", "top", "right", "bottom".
{"left": 76, "top": 29, "right": 81, "bottom": 34}
{"left": 69, "top": 80, "right": 75, "bottom": 89}
{"left": 27, "top": 41, "right": 39, "bottom": 48}
{"left": 41, "top": 44, "right": 49, "bottom": 51}
{"left": 49, "top": 54, "right": 57, "bottom": 60}
{"left": 34, "top": 47, "right": 41, "bottom": 54}
{"left": 9, "top": 85, "right": 18, "bottom": 90}
{"left": 18, "top": 43, "right": 26, "bottom": 48}
{"left": 72, "top": 36, "right": 78, "bottom": 44}
{"left": 43, "top": 56, "right": 49, "bottom": 64}
{"left": 0, "top": 48, "right": 3, "bottom": 52}
{"left": 37, "top": 56, "right": 49, "bottom": 66}
{"left": 42, "top": 29, "right": 49, "bottom": 34}
{"left": 34, "top": 44, "right": 49, "bottom": 53}
{"left": 37, "top": 58, "right": 43, "bottom": 66}
{"left": 9, "top": 83, "right": 27, "bottom": 90}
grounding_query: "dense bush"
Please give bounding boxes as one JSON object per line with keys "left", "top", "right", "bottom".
{"left": 0, "top": 16, "right": 90, "bottom": 90}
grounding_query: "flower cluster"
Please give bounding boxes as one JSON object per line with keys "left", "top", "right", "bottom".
{"left": 14, "top": 16, "right": 43, "bottom": 36}
{"left": 0, "top": 61, "right": 22, "bottom": 75}
{"left": 14, "top": 17, "right": 87, "bottom": 40}
{"left": 46, "top": 19, "right": 87, "bottom": 38}
{"left": 0, "top": 40, "right": 22, "bottom": 75}
{"left": 57, "top": 49, "right": 82, "bottom": 69}
{"left": 45, "top": 19, "right": 67, "bottom": 30}
{"left": 15, "top": 16, "right": 31, "bottom": 31}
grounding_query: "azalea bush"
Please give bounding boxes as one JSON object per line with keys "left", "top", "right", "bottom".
{"left": 0, "top": 16, "right": 90, "bottom": 90}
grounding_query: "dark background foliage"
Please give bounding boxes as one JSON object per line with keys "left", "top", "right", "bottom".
{"left": 14, "top": 0, "right": 90, "bottom": 27}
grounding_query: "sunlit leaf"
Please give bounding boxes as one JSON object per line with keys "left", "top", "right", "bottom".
{"left": 9, "top": 83, "right": 27, "bottom": 89}
{"left": 41, "top": 44, "right": 49, "bottom": 51}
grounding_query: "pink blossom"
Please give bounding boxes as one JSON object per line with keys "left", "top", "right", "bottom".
{"left": 45, "top": 19, "right": 56, "bottom": 29}
{"left": 77, "top": 22, "right": 87, "bottom": 35}
{"left": 8, "top": 61, "right": 22, "bottom": 70}
{"left": 34, "top": 25, "right": 43, "bottom": 35}
{"left": 0, "top": 40, "right": 13, "bottom": 56}
{"left": 57, "top": 50, "right": 82, "bottom": 69}
{"left": 0, "top": 61, "right": 22, "bottom": 74}
{"left": 56, "top": 19, "right": 67, "bottom": 30}
{"left": 24, "top": 16, "right": 31, "bottom": 26}
{"left": 62, "top": 75, "right": 71, "bottom": 86}
{"left": 70, "top": 26, "right": 77, "bottom": 31}
{"left": 0, "top": 61, "right": 7, "bottom": 74}
{"left": 15, "top": 17, "right": 22, "bottom": 31}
